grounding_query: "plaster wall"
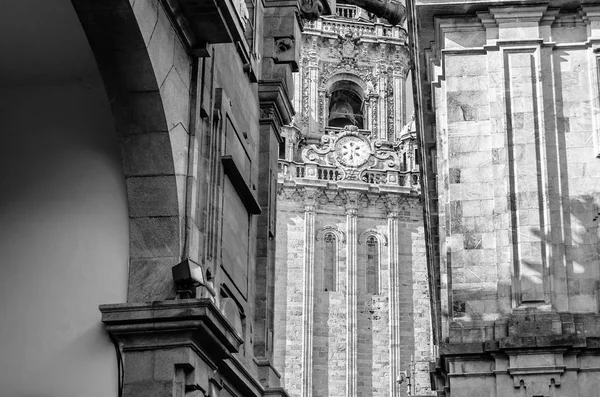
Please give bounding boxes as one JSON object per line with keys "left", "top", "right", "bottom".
{"left": 0, "top": 81, "right": 128, "bottom": 396}
{"left": 0, "top": 2, "right": 129, "bottom": 396}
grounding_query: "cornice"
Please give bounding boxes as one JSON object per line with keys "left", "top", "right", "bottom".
{"left": 277, "top": 184, "right": 421, "bottom": 211}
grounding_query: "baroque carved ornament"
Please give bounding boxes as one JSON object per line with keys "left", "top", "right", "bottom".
{"left": 301, "top": 125, "right": 400, "bottom": 181}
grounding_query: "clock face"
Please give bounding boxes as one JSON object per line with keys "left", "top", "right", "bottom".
{"left": 335, "top": 136, "right": 370, "bottom": 167}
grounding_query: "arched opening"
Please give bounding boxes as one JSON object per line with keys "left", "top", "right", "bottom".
{"left": 0, "top": 2, "right": 131, "bottom": 396}
{"left": 0, "top": 1, "right": 182, "bottom": 396}
{"left": 366, "top": 236, "right": 380, "bottom": 294}
{"left": 323, "top": 233, "right": 337, "bottom": 292}
{"left": 328, "top": 80, "right": 365, "bottom": 129}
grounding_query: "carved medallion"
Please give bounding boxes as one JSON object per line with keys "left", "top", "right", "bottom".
{"left": 335, "top": 136, "right": 370, "bottom": 167}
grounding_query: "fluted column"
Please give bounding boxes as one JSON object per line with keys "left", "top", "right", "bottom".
{"left": 387, "top": 209, "right": 401, "bottom": 397}
{"left": 346, "top": 207, "right": 358, "bottom": 397}
{"left": 302, "top": 202, "right": 316, "bottom": 397}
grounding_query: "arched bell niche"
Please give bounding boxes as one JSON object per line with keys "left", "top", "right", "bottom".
{"left": 327, "top": 79, "right": 365, "bottom": 129}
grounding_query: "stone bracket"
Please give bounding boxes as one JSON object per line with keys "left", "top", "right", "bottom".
{"left": 259, "top": 80, "right": 295, "bottom": 140}
{"left": 100, "top": 299, "right": 244, "bottom": 354}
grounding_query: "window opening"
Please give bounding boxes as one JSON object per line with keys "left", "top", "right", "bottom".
{"left": 324, "top": 233, "right": 337, "bottom": 291}
{"left": 366, "top": 236, "right": 379, "bottom": 294}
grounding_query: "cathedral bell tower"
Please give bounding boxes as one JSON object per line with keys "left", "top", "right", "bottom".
{"left": 272, "top": 4, "right": 435, "bottom": 397}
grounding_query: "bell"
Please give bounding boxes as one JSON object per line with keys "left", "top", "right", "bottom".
{"left": 328, "top": 101, "right": 356, "bottom": 127}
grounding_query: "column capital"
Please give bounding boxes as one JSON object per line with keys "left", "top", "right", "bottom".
{"left": 304, "top": 204, "right": 316, "bottom": 212}
{"left": 345, "top": 208, "right": 358, "bottom": 216}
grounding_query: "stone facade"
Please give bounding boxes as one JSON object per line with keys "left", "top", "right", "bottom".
{"left": 273, "top": 7, "right": 434, "bottom": 396}
{"left": 411, "top": 0, "right": 600, "bottom": 395}
{"left": 67, "top": 0, "right": 331, "bottom": 395}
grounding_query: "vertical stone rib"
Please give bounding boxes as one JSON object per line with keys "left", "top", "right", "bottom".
{"left": 309, "top": 63, "right": 319, "bottom": 133}
{"left": 393, "top": 71, "right": 404, "bottom": 136}
{"left": 379, "top": 75, "right": 387, "bottom": 140}
{"left": 346, "top": 208, "right": 358, "bottom": 397}
{"left": 387, "top": 211, "right": 400, "bottom": 397}
{"left": 504, "top": 49, "right": 549, "bottom": 304}
{"left": 302, "top": 204, "right": 315, "bottom": 397}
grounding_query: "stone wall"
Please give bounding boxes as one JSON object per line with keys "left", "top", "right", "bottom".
{"left": 274, "top": 189, "right": 433, "bottom": 397}
{"left": 412, "top": 1, "right": 600, "bottom": 395}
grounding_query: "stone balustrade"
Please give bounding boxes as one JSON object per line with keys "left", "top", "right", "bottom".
{"left": 305, "top": 18, "right": 406, "bottom": 40}
{"left": 278, "top": 160, "right": 420, "bottom": 189}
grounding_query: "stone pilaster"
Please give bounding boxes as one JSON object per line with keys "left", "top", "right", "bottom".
{"left": 387, "top": 207, "right": 401, "bottom": 397}
{"left": 378, "top": 74, "right": 387, "bottom": 140}
{"left": 301, "top": 198, "right": 316, "bottom": 397}
{"left": 257, "top": 5, "right": 296, "bottom": 382}
{"left": 392, "top": 69, "right": 404, "bottom": 138}
{"left": 345, "top": 204, "right": 358, "bottom": 397}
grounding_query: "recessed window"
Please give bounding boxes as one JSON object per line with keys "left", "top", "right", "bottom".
{"left": 323, "top": 233, "right": 337, "bottom": 292}
{"left": 366, "top": 236, "right": 379, "bottom": 294}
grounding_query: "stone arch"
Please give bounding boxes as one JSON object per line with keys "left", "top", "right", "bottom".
{"left": 316, "top": 225, "right": 347, "bottom": 244}
{"left": 358, "top": 229, "right": 388, "bottom": 246}
{"left": 324, "top": 72, "right": 368, "bottom": 96}
{"left": 324, "top": 73, "right": 369, "bottom": 129}
{"left": 72, "top": 0, "right": 187, "bottom": 301}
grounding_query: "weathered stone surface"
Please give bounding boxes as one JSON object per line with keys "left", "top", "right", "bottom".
{"left": 274, "top": 17, "right": 431, "bottom": 393}
{"left": 415, "top": 1, "right": 600, "bottom": 395}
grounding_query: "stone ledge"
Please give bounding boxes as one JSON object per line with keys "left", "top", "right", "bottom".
{"left": 100, "top": 298, "right": 244, "bottom": 355}
{"left": 441, "top": 334, "right": 588, "bottom": 358}
{"left": 448, "top": 311, "right": 600, "bottom": 344}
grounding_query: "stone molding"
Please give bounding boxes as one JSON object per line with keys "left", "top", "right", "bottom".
{"left": 98, "top": 299, "right": 293, "bottom": 397}
{"left": 358, "top": 229, "right": 388, "bottom": 246}
{"left": 387, "top": 211, "right": 401, "bottom": 397}
{"left": 345, "top": 204, "right": 359, "bottom": 397}
{"left": 100, "top": 299, "right": 244, "bottom": 353}
{"left": 301, "top": 207, "right": 315, "bottom": 397}
{"left": 277, "top": 185, "right": 420, "bottom": 213}
{"left": 259, "top": 80, "right": 295, "bottom": 140}
{"left": 316, "top": 225, "right": 347, "bottom": 244}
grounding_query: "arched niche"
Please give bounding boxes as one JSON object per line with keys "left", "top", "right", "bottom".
{"left": 324, "top": 73, "right": 368, "bottom": 129}
{"left": 316, "top": 226, "right": 346, "bottom": 292}
{"left": 359, "top": 230, "right": 387, "bottom": 295}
